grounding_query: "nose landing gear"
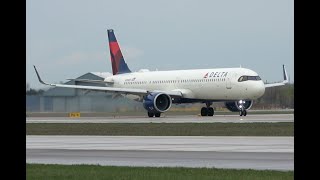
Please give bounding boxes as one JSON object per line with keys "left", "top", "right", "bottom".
{"left": 238, "top": 100, "right": 247, "bottom": 116}
{"left": 239, "top": 109, "right": 247, "bottom": 116}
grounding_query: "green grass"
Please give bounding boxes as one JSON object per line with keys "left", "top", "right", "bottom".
{"left": 26, "top": 122, "right": 293, "bottom": 136}
{"left": 27, "top": 164, "right": 293, "bottom": 180}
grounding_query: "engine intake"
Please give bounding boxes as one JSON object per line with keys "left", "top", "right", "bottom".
{"left": 143, "top": 92, "right": 172, "bottom": 113}
{"left": 225, "top": 100, "right": 253, "bottom": 112}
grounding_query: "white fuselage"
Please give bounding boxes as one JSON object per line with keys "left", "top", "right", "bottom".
{"left": 106, "top": 67, "right": 265, "bottom": 101}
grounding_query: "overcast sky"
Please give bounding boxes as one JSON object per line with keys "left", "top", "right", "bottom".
{"left": 27, "top": 0, "right": 293, "bottom": 89}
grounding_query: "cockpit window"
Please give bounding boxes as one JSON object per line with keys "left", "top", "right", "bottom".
{"left": 242, "top": 76, "right": 248, "bottom": 81}
{"left": 238, "top": 76, "right": 261, "bottom": 82}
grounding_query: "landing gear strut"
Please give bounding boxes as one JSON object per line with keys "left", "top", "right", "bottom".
{"left": 201, "top": 102, "right": 214, "bottom": 116}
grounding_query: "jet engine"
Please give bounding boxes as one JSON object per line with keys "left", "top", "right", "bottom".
{"left": 143, "top": 92, "right": 172, "bottom": 113}
{"left": 225, "top": 100, "right": 253, "bottom": 112}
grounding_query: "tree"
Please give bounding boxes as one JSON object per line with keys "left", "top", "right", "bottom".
{"left": 255, "top": 83, "right": 294, "bottom": 109}
{"left": 26, "top": 88, "right": 44, "bottom": 95}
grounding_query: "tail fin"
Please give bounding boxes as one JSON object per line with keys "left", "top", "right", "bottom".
{"left": 107, "top": 29, "right": 131, "bottom": 75}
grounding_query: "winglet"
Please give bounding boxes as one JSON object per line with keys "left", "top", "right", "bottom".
{"left": 264, "top": 65, "right": 289, "bottom": 88}
{"left": 282, "top": 64, "right": 289, "bottom": 83}
{"left": 33, "top": 65, "right": 50, "bottom": 85}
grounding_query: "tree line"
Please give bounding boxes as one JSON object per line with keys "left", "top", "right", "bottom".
{"left": 26, "top": 83, "right": 44, "bottom": 95}
{"left": 254, "top": 83, "right": 294, "bottom": 109}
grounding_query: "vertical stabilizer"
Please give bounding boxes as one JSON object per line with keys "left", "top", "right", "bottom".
{"left": 107, "top": 29, "right": 131, "bottom": 75}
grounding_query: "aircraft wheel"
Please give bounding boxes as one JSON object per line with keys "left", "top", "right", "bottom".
{"left": 148, "top": 112, "right": 154, "bottom": 117}
{"left": 239, "top": 110, "right": 243, "bottom": 116}
{"left": 208, "top": 107, "right": 214, "bottom": 116}
{"left": 155, "top": 113, "right": 161, "bottom": 117}
{"left": 201, "top": 107, "right": 208, "bottom": 116}
{"left": 243, "top": 110, "right": 247, "bottom": 116}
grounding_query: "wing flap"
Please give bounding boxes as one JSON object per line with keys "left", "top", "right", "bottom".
{"left": 66, "top": 78, "right": 114, "bottom": 84}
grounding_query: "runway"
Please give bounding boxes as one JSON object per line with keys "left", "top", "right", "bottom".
{"left": 26, "top": 114, "right": 293, "bottom": 123}
{"left": 26, "top": 136, "right": 294, "bottom": 171}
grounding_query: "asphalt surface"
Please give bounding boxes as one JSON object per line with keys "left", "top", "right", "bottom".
{"left": 26, "top": 114, "right": 293, "bottom": 123}
{"left": 26, "top": 136, "right": 293, "bottom": 171}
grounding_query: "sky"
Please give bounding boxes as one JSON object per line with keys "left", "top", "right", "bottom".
{"left": 27, "top": 0, "right": 293, "bottom": 89}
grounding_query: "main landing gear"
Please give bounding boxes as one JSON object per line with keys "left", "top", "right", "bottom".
{"left": 148, "top": 112, "right": 161, "bottom": 117}
{"left": 201, "top": 102, "right": 214, "bottom": 116}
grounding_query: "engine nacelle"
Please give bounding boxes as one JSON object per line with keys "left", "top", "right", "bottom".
{"left": 225, "top": 100, "right": 253, "bottom": 112}
{"left": 143, "top": 92, "right": 172, "bottom": 113}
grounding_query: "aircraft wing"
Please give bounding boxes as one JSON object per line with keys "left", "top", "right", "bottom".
{"left": 34, "top": 66, "right": 182, "bottom": 97}
{"left": 66, "top": 78, "right": 114, "bottom": 84}
{"left": 264, "top": 65, "right": 289, "bottom": 88}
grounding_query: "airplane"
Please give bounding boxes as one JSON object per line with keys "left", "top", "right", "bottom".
{"left": 34, "top": 29, "right": 289, "bottom": 117}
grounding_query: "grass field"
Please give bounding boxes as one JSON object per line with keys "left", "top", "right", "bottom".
{"left": 27, "top": 122, "right": 293, "bottom": 136}
{"left": 27, "top": 164, "right": 293, "bottom": 180}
